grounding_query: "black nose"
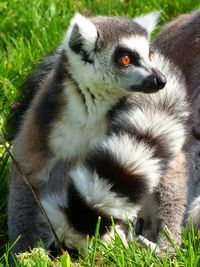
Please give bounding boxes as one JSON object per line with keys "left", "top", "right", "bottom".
{"left": 154, "top": 71, "right": 167, "bottom": 89}
{"left": 129, "top": 68, "right": 167, "bottom": 94}
{"left": 140, "top": 68, "right": 167, "bottom": 93}
{"left": 152, "top": 68, "right": 167, "bottom": 89}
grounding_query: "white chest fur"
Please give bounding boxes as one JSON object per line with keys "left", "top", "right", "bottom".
{"left": 49, "top": 83, "right": 111, "bottom": 160}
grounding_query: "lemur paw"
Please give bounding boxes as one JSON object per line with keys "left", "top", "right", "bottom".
{"left": 136, "top": 235, "right": 176, "bottom": 256}
{"left": 136, "top": 235, "right": 160, "bottom": 253}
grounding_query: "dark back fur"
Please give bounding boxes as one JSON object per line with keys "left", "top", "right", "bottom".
{"left": 6, "top": 52, "right": 59, "bottom": 140}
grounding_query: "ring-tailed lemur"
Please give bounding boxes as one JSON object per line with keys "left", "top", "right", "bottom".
{"left": 8, "top": 12, "right": 189, "bottom": 254}
{"left": 153, "top": 9, "right": 200, "bottom": 236}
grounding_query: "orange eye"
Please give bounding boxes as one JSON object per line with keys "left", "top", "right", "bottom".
{"left": 149, "top": 52, "right": 153, "bottom": 61}
{"left": 119, "top": 54, "right": 131, "bottom": 66}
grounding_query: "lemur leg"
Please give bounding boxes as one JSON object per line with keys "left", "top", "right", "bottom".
{"left": 8, "top": 169, "right": 52, "bottom": 254}
{"left": 155, "top": 152, "right": 188, "bottom": 249}
{"left": 138, "top": 152, "right": 188, "bottom": 252}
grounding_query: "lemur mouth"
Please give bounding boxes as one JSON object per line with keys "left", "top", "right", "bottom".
{"left": 142, "top": 86, "right": 165, "bottom": 94}
{"left": 129, "top": 84, "right": 166, "bottom": 94}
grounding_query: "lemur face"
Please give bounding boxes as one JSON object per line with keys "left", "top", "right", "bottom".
{"left": 111, "top": 36, "right": 166, "bottom": 93}
{"left": 64, "top": 12, "right": 166, "bottom": 94}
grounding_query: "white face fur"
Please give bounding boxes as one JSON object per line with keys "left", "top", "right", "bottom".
{"left": 63, "top": 12, "right": 166, "bottom": 96}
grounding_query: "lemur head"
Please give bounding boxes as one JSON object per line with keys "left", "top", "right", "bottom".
{"left": 64, "top": 12, "right": 166, "bottom": 95}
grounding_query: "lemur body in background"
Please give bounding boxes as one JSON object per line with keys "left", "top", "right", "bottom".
{"left": 153, "top": 9, "right": 200, "bottom": 235}
{"left": 8, "top": 12, "right": 189, "bottom": 254}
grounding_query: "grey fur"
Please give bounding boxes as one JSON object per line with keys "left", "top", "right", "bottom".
{"left": 153, "top": 9, "right": 200, "bottom": 235}
{"left": 8, "top": 12, "right": 190, "bottom": 254}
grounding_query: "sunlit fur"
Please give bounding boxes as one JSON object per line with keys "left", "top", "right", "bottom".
{"left": 8, "top": 12, "right": 189, "bottom": 253}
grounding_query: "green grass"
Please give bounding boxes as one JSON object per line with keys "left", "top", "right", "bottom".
{"left": 0, "top": 0, "right": 200, "bottom": 266}
{"left": 1, "top": 223, "right": 200, "bottom": 267}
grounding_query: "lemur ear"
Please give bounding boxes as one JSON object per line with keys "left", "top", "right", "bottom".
{"left": 133, "top": 11, "right": 160, "bottom": 35}
{"left": 64, "top": 13, "right": 98, "bottom": 54}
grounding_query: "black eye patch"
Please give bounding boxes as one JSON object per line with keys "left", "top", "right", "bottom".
{"left": 113, "top": 45, "right": 140, "bottom": 67}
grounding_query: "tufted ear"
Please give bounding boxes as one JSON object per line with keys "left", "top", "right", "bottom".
{"left": 64, "top": 13, "right": 98, "bottom": 57}
{"left": 133, "top": 11, "right": 160, "bottom": 35}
